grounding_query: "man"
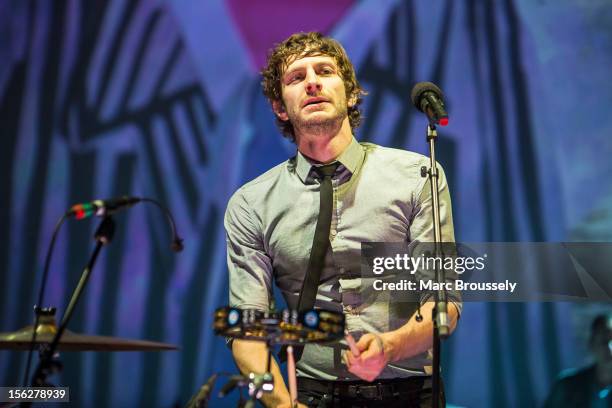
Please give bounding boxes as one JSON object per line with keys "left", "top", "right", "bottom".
{"left": 225, "top": 32, "right": 460, "bottom": 407}
{"left": 543, "top": 313, "right": 612, "bottom": 408}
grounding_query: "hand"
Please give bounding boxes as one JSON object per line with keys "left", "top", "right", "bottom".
{"left": 344, "top": 333, "right": 390, "bottom": 382}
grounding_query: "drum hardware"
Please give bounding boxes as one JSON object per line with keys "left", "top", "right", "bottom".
{"left": 204, "top": 306, "right": 346, "bottom": 408}
{"left": 218, "top": 372, "right": 274, "bottom": 408}
{"left": 186, "top": 370, "right": 276, "bottom": 408}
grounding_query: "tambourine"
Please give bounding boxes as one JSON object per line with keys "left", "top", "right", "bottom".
{"left": 213, "top": 307, "right": 345, "bottom": 345}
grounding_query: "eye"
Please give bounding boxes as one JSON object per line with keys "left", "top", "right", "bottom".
{"left": 288, "top": 74, "right": 303, "bottom": 84}
{"left": 320, "top": 67, "right": 334, "bottom": 75}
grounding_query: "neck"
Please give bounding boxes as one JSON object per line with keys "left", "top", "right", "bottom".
{"left": 295, "top": 118, "right": 353, "bottom": 163}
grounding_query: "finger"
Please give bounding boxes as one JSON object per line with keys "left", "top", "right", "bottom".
{"left": 344, "top": 350, "right": 360, "bottom": 369}
{"left": 355, "top": 334, "right": 374, "bottom": 352}
{"left": 360, "top": 338, "right": 383, "bottom": 360}
{"left": 359, "top": 347, "right": 377, "bottom": 361}
{"left": 346, "top": 351, "right": 360, "bottom": 366}
{"left": 342, "top": 351, "right": 351, "bottom": 368}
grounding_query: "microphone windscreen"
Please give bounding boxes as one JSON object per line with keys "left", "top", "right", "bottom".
{"left": 410, "top": 82, "right": 444, "bottom": 109}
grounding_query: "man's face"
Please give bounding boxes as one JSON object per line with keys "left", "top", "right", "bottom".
{"left": 274, "top": 54, "right": 353, "bottom": 136}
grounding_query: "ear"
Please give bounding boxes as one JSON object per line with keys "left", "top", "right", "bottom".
{"left": 272, "top": 100, "right": 289, "bottom": 121}
{"left": 348, "top": 93, "right": 358, "bottom": 108}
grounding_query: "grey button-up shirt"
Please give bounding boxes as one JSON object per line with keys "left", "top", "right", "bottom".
{"left": 224, "top": 137, "right": 458, "bottom": 380}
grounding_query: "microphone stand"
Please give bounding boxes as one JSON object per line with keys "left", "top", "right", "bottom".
{"left": 421, "top": 123, "right": 449, "bottom": 408}
{"left": 29, "top": 216, "right": 115, "bottom": 390}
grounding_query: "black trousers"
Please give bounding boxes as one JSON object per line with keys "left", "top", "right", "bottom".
{"left": 297, "top": 376, "right": 445, "bottom": 408}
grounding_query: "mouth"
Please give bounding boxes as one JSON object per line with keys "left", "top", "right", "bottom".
{"left": 302, "top": 97, "right": 329, "bottom": 108}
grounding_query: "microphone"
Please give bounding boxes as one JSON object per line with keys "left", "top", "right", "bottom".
{"left": 66, "top": 196, "right": 184, "bottom": 252}
{"left": 410, "top": 82, "right": 449, "bottom": 126}
{"left": 66, "top": 196, "right": 141, "bottom": 219}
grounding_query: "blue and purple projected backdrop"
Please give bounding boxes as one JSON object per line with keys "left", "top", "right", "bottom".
{"left": 1, "top": 0, "right": 611, "bottom": 407}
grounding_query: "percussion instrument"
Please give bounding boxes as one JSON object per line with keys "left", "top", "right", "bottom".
{"left": 213, "top": 307, "right": 345, "bottom": 345}
{"left": 0, "top": 309, "right": 177, "bottom": 351}
{"left": 213, "top": 306, "right": 346, "bottom": 407}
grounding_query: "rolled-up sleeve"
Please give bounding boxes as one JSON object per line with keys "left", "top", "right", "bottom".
{"left": 224, "top": 188, "right": 273, "bottom": 311}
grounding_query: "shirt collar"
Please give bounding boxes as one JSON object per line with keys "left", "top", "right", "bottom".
{"left": 295, "top": 137, "right": 364, "bottom": 184}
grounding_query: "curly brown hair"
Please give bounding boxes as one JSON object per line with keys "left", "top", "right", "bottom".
{"left": 261, "top": 32, "right": 367, "bottom": 142}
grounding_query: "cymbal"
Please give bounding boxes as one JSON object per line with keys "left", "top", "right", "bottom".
{"left": 0, "top": 314, "right": 177, "bottom": 351}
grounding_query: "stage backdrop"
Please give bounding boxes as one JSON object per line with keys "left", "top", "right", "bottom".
{"left": 1, "top": 0, "right": 611, "bottom": 407}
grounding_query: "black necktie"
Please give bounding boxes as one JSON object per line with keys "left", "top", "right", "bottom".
{"left": 297, "top": 162, "right": 339, "bottom": 313}
{"left": 280, "top": 162, "right": 339, "bottom": 363}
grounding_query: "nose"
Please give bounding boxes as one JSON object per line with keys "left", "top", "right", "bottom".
{"left": 305, "top": 69, "right": 322, "bottom": 94}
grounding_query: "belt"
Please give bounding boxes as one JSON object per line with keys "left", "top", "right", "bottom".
{"left": 298, "top": 376, "right": 430, "bottom": 400}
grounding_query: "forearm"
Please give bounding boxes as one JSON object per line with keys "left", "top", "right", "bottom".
{"left": 232, "top": 339, "right": 291, "bottom": 407}
{"left": 381, "top": 301, "right": 459, "bottom": 362}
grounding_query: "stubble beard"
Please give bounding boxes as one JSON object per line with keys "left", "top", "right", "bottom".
{"left": 290, "top": 100, "right": 348, "bottom": 138}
